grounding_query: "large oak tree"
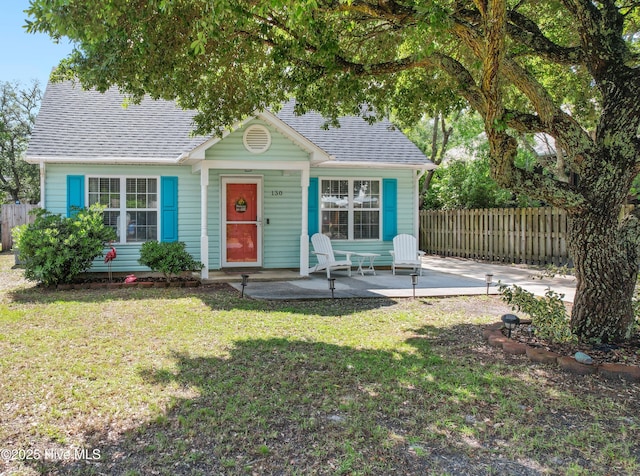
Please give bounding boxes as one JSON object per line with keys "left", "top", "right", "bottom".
{"left": 27, "top": 0, "right": 640, "bottom": 342}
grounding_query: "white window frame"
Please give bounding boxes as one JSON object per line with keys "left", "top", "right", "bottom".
{"left": 319, "top": 177, "right": 382, "bottom": 241}
{"left": 86, "top": 175, "right": 161, "bottom": 245}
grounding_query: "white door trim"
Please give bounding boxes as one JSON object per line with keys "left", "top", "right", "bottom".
{"left": 221, "top": 176, "right": 263, "bottom": 267}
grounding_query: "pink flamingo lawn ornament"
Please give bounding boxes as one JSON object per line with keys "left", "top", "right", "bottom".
{"left": 104, "top": 245, "right": 117, "bottom": 282}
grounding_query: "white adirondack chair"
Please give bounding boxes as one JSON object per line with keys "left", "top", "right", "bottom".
{"left": 389, "top": 234, "right": 425, "bottom": 276}
{"left": 310, "top": 233, "right": 353, "bottom": 278}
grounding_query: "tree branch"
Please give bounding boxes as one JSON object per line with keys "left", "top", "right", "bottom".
{"left": 505, "top": 11, "right": 584, "bottom": 64}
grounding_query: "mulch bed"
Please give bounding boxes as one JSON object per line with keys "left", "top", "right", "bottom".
{"left": 508, "top": 327, "right": 640, "bottom": 367}
{"left": 40, "top": 275, "right": 201, "bottom": 290}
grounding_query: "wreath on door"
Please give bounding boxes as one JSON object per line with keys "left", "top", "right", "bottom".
{"left": 235, "top": 197, "right": 247, "bottom": 213}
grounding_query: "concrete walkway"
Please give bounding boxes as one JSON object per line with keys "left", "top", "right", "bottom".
{"left": 224, "top": 256, "right": 576, "bottom": 302}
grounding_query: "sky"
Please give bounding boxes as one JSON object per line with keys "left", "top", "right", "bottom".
{"left": 0, "top": 0, "right": 74, "bottom": 87}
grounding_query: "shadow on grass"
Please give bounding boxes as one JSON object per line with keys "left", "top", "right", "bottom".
{"left": 7, "top": 284, "right": 403, "bottom": 317}
{"left": 23, "top": 330, "right": 619, "bottom": 476}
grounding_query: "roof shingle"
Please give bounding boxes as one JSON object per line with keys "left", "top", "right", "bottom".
{"left": 27, "top": 81, "right": 428, "bottom": 167}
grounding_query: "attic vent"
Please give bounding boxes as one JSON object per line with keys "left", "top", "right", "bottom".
{"left": 243, "top": 125, "right": 271, "bottom": 154}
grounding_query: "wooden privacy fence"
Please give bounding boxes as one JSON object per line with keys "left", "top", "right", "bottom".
{"left": 1, "top": 204, "right": 38, "bottom": 251}
{"left": 419, "top": 207, "right": 572, "bottom": 266}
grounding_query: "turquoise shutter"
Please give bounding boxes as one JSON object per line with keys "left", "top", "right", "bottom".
{"left": 382, "top": 178, "right": 397, "bottom": 241}
{"left": 308, "top": 177, "right": 319, "bottom": 236}
{"left": 161, "top": 176, "right": 178, "bottom": 242}
{"left": 67, "top": 175, "right": 85, "bottom": 217}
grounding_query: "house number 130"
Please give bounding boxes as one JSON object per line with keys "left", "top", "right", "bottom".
{"left": 271, "top": 191, "right": 283, "bottom": 196}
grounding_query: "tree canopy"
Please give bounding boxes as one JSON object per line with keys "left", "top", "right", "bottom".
{"left": 0, "top": 81, "right": 41, "bottom": 203}
{"left": 26, "top": 0, "right": 640, "bottom": 342}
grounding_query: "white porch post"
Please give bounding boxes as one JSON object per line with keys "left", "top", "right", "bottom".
{"left": 200, "top": 168, "right": 209, "bottom": 279}
{"left": 300, "top": 167, "right": 310, "bottom": 276}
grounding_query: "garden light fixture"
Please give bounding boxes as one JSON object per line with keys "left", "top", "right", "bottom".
{"left": 328, "top": 277, "right": 336, "bottom": 299}
{"left": 501, "top": 313, "right": 520, "bottom": 338}
{"left": 241, "top": 274, "right": 249, "bottom": 298}
{"left": 410, "top": 273, "right": 418, "bottom": 299}
{"left": 485, "top": 273, "right": 493, "bottom": 295}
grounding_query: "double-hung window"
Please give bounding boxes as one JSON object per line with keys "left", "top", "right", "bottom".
{"left": 320, "top": 179, "right": 380, "bottom": 240}
{"left": 88, "top": 177, "right": 158, "bottom": 243}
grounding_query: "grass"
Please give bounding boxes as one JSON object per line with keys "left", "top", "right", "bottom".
{"left": 0, "top": 253, "right": 638, "bottom": 475}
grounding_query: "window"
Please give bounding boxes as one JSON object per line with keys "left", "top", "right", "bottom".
{"left": 320, "top": 179, "right": 380, "bottom": 240}
{"left": 88, "top": 177, "right": 158, "bottom": 243}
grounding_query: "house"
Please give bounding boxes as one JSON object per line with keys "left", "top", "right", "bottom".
{"left": 25, "top": 81, "right": 434, "bottom": 278}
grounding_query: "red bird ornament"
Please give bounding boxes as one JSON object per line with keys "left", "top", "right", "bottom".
{"left": 104, "top": 246, "right": 117, "bottom": 263}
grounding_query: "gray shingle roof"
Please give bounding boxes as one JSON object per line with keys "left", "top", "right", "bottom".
{"left": 27, "top": 81, "right": 429, "bottom": 167}
{"left": 27, "top": 81, "right": 207, "bottom": 161}
{"left": 275, "top": 102, "right": 428, "bottom": 166}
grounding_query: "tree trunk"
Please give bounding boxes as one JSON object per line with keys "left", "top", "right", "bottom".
{"left": 568, "top": 208, "right": 637, "bottom": 343}
{"left": 420, "top": 169, "right": 436, "bottom": 202}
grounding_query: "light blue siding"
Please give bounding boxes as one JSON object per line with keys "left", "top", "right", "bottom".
{"left": 205, "top": 120, "right": 310, "bottom": 162}
{"left": 261, "top": 170, "right": 303, "bottom": 268}
{"left": 45, "top": 164, "right": 201, "bottom": 272}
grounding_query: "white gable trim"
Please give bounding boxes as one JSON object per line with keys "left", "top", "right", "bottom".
{"left": 185, "top": 110, "right": 332, "bottom": 164}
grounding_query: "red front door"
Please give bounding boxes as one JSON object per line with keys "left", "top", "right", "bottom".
{"left": 223, "top": 179, "right": 261, "bottom": 266}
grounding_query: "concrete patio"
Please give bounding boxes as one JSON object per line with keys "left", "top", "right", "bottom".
{"left": 212, "top": 255, "right": 577, "bottom": 302}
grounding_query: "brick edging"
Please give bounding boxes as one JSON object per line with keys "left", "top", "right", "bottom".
{"left": 483, "top": 324, "right": 640, "bottom": 382}
{"left": 49, "top": 280, "right": 201, "bottom": 291}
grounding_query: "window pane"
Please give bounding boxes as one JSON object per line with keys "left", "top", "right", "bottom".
{"left": 353, "top": 180, "right": 380, "bottom": 209}
{"left": 89, "top": 177, "right": 119, "bottom": 209}
{"left": 104, "top": 211, "right": 120, "bottom": 242}
{"left": 126, "top": 178, "right": 135, "bottom": 194}
{"left": 125, "top": 178, "right": 157, "bottom": 209}
{"left": 354, "top": 210, "right": 380, "bottom": 239}
{"left": 126, "top": 211, "right": 158, "bottom": 243}
{"left": 321, "top": 180, "right": 349, "bottom": 209}
{"left": 321, "top": 210, "right": 348, "bottom": 239}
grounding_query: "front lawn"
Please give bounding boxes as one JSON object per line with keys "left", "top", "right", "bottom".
{"left": 0, "top": 253, "right": 638, "bottom": 475}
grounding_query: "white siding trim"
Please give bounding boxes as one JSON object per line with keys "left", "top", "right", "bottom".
{"left": 200, "top": 171, "right": 209, "bottom": 279}
{"left": 315, "top": 161, "right": 434, "bottom": 169}
{"left": 220, "top": 176, "right": 264, "bottom": 267}
{"left": 39, "top": 162, "right": 46, "bottom": 208}
{"left": 198, "top": 159, "right": 310, "bottom": 172}
{"left": 26, "top": 156, "right": 182, "bottom": 165}
{"left": 300, "top": 169, "right": 310, "bottom": 276}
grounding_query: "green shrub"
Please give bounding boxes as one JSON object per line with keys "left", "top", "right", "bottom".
{"left": 138, "top": 241, "right": 203, "bottom": 281}
{"left": 499, "top": 284, "right": 576, "bottom": 344}
{"left": 13, "top": 205, "right": 116, "bottom": 286}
